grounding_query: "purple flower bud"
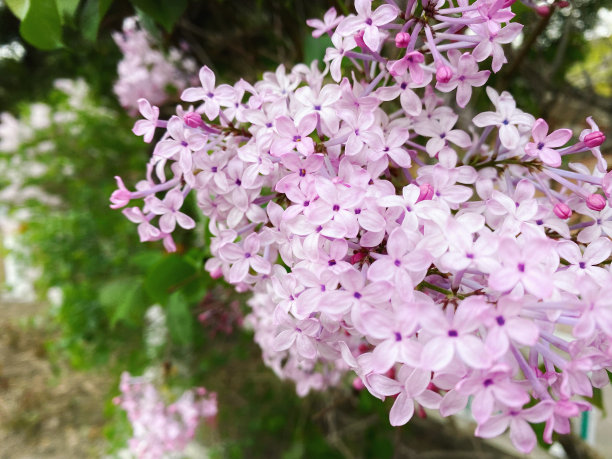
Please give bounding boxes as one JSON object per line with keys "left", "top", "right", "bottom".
{"left": 184, "top": 111, "right": 204, "bottom": 128}
{"left": 436, "top": 65, "right": 453, "bottom": 84}
{"left": 535, "top": 5, "right": 551, "bottom": 16}
{"left": 417, "top": 183, "right": 434, "bottom": 202}
{"left": 352, "top": 377, "right": 365, "bottom": 391}
{"left": 350, "top": 251, "right": 367, "bottom": 264}
{"left": 395, "top": 32, "right": 410, "bottom": 48}
{"left": 584, "top": 131, "right": 606, "bottom": 148}
{"left": 586, "top": 193, "right": 606, "bottom": 211}
{"left": 553, "top": 202, "right": 572, "bottom": 219}
{"left": 110, "top": 176, "right": 132, "bottom": 209}
{"left": 354, "top": 30, "right": 368, "bottom": 50}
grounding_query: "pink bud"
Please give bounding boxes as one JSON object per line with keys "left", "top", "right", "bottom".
{"left": 184, "top": 111, "right": 204, "bottom": 128}
{"left": 209, "top": 267, "right": 223, "bottom": 279}
{"left": 350, "top": 251, "right": 366, "bottom": 264}
{"left": 436, "top": 65, "right": 453, "bottom": 84}
{"left": 553, "top": 202, "right": 572, "bottom": 219}
{"left": 584, "top": 131, "right": 606, "bottom": 148}
{"left": 395, "top": 32, "right": 410, "bottom": 48}
{"left": 535, "top": 5, "right": 551, "bottom": 16}
{"left": 586, "top": 193, "right": 606, "bottom": 211}
{"left": 557, "top": 1, "right": 570, "bottom": 7}
{"left": 354, "top": 30, "right": 368, "bottom": 50}
{"left": 109, "top": 176, "right": 132, "bottom": 209}
{"left": 352, "top": 377, "right": 365, "bottom": 391}
{"left": 417, "top": 183, "right": 434, "bottom": 202}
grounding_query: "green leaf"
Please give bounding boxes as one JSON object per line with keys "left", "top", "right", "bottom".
{"left": 99, "top": 277, "right": 148, "bottom": 328}
{"left": 56, "top": 0, "right": 81, "bottom": 23}
{"left": 19, "top": 0, "right": 63, "bottom": 50}
{"left": 130, "top": 250, "right": 165, "bottom": 271}
{"left": 130, "top": 0, "right": 187, "bottom": 32}
{"left": 303, "top": 32, "right": 332, "bottom": 65}
{"left": 80, "top": 0, "right": 113, "bottom": 42}
{"left": 166, "top": 291, "right": 193, "bottom": 346}
{"left": 5, "top": 0, "right": 30, "bottom": 19}
{"left": 144, "top": 254, "right": 197, "bottom": 304}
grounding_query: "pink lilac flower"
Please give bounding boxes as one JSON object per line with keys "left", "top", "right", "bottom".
{"left": 218, "top": 233, "right": 271, "bottom": 283}
{"left": 470, "top": 22, "right": 523, "bottom": 72}
{"left": 306, "top": 7, "right": 343, "bottom": 38}
{"left": 488, "top": 237, "right": 556, "bottom": 299}
{"left": 115, "top": 373, "right": 217, "bottom": 459}
{"left": 525, "top": 118, "right": 573, "bottom": 167}
{"left": 154, "top": 116, "right": 207, "bottom": 177}
{"left": 475, "top": 402, "right": 554, "bottom": 454}
{"left": 419, "top": 297, "right": 492, "bottom": 371}
{"left": 324, "top": 34, "right": 358, "bottom": 83}
{"left": 472, "top": 87, "right": 534, "bottom": 149}
{"left": 436, "top": 51, "right": 490, "bottom": 108}
{"left": 270, "top": 114, "right": 318, "bottom": 157}
{"left": 110, "top": 4, "right": 612, "bottom": 452}
{"left": 335, "top": 0, "right": 398, "bottom": 51}
{"left": 368, "top": 366, "right": 441, "bottom": 426}
{"left": 181, "top": 65, "right": 236, "bottom": 121}
{"left": 148, "top": 188, "right": 196, "bottom": 234}
{"left": 132, "top": 98, "right": 160, "bottom": 143}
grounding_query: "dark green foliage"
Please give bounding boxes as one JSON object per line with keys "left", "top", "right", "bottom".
{"left": 489, "top": 0, "right": 612, "bottom": 120}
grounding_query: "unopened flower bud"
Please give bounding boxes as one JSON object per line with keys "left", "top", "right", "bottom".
{"left": 417, "top": 183, "right": 434, "bottom": 202}
{"left": 584, "top": 131, "right": 606, "bottom": 148}
{"left": 395, "top": 32, "right": 410, "bottom": 48}
{"left": 352, "top": 377, "right": 365, "bottom": 391}
{"left": 536, "top": 5, "right": 551, "bottom": 16}
{"left": 586, "top": 193, "right": 606, "bottom": 211}
{"left": 354, "top": 30, "right": 368, "bottom": 50}
{"left": 350, "top": 251, "right": 366, "bottom": 264}
{"left": 184, "top": 111, "right": 204, "bottom": 128}
{"left": 110, "top": 176, "right": 132, "bottom": 209}
{"left": 553, "top": 202, "right": 572, "bottom": 219}
{"left": 209, "top": 267, "right": 223, "bottom": 279}
{"left": 557, "top": 1, "right": 570, "bottom": 7}
{"left": 436, "top": 65, "right": 453, "bottom": 84}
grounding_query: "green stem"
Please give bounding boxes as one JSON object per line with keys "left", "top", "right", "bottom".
{"left": 418, "top": 281, "right": 465, "bottom": 299}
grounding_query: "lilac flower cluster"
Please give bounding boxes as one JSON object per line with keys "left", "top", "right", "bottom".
{"left": 113, "top": 17, "right": 198, "bottom": 116}
{"left": 114, "top": 372, "right": 217, "bottom": 459}
{"left": 112, "top": 1, "right": 611, "bottom": 453}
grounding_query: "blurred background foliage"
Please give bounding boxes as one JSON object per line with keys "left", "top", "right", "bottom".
{"left": 1, "top": 0, "right": 611, "bottom": 457}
